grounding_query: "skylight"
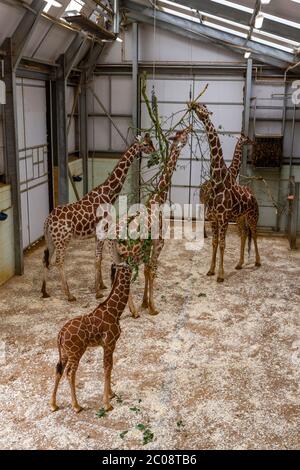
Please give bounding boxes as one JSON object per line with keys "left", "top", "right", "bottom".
{"left": 43, "top": 0, "right": 62, "bottom": 13}
{"left": 65, "top": 0, "right": 84, "bottom": 14}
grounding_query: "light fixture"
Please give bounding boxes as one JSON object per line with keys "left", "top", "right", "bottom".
{"left": 116, "top": 37, "right": 123, "bottom": 43}
{"left": 255, "top": 13, "right": 264, "bottom": 29}
{"left": 261, "top": 0, "right": 271, "bottom": 4}
{"left": 244, "top": 51, "right": 251, "bottom": 58}
{"left": 43, "top": 0, "right": 62, "bottom": 13}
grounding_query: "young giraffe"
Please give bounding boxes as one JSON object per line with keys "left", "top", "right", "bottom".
{"left": 190, "top": 103, "right": 261, "bottom": 282}
{"left": 200, "top": 134, "right": 254, "bottom": 237}
{"left": 50, "top": 262, "right": 132, "bottom": 413}
{"left": 42, "top": 134, "right": 155, "bottom": 301}
{"left": 106, "top": 125, "right": 193, "bottom": 318}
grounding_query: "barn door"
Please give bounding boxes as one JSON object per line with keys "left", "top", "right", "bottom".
{"left": 141, "top": 75, "right": 244, "bottom": 218}
{"left": 17, "top": 78, "right": 50, "bottom": 249}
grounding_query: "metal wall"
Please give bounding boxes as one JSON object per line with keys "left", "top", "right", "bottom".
{"left": 16, "top": 78, "right": 49, "bottom": 248}
{"left": 0, "top": 103, "right": 4, "bottom": 176}
{"left": 141, "top": 75, "right": 244, "bottom": 217}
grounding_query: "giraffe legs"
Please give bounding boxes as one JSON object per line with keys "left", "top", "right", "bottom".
{"left": 103, "top": 349, "right": 114, "bottom": 411}
{"left": 41, "top": 241, "right": 54, "bottom": 299}
{"left": 249, "top": 223, "right": 261, "bottom": 268}
{"left": 50, "top": 357, "right": 67, "bottom": 412}
{"left": 128, "top": 292, "right": 140, "bottom": 318}
{"left": 217, "top": 222, "right": 228, "bottom": 283}
{"left": 58, "top": 265, "right": 76, "bottom": 302}
{"left": 141, "top": 266, "right": 149, "bottom": 309}
{"left": 207, "top": 220, "right": 218, "bottom": 276}
{"left": 95, "top": 239, "right": 106, "bottom": 299}
{"left": 144, "top": 240, "right": 164, "bottom": 316}
{"left": 235, "top": 217, "right": 247, "bottom": 270}
{"left": 66, "top": 362, "right": 83, "bottom": 413}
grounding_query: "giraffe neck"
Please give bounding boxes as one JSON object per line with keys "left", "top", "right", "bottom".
{"left": 100, "top": 269, "right": 131, "bottom": 320}
{"left": 229, "top": 139, "right": 243, "bottom": 180}
{"left": 147, "top": 144, "right": 181, "bottom": 206}
{"left": 200, "top": 115, "right": 228, "bottom": 183}
{"left": 94, "top": 143, "right": 140, "bottom": 201}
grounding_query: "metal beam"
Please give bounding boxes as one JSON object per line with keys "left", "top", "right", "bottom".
{"left": 79, "top": 75, "right": 89, "bottom": 195}
{"left": 55, "top": 55, "right": 68, "bottom": 205}
{"left": 242, "top": 58, "right": 253, "bottom": 176}
{"left": 288, "top": 179, "right": 299, "bottom": 250}
{"left": 168, "top": 0, "right": 300, "bottom": 44}
{"left": 65, "top": 33, "right": 87, "bottom": 79}
{"left": 11, "top": 0, "right": 46, "bottom": 70}
{"left": 123, "top": 1, "right": 294, "bottom": 69}
{"left": 79, "top": 42, "right": 105, "bottom": 80}
{"left": 2, "top": 38, "right": 23, "bottom": 274}
{"left": 132, "top": 21, "right": 140, "bottom": 202}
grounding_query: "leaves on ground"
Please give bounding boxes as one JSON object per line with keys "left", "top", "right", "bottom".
{"left": 96, "top": 407, "right": 106, "bottom": 418}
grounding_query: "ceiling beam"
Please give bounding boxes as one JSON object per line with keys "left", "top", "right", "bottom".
{"left": 11, "top": 0, "right": 46, "bottom": 70}
{"left": 123, "top": 1, "right": 294, "bottom": 69}
{"left": 168, "top": 0, "right": 300, "bottom": 44}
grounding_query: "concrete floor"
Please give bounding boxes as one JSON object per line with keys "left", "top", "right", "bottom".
{"left": 0, "top": 229, "right": 300, "bottom": 450}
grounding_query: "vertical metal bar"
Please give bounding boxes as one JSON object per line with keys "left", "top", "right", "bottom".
{"left": 80, "top": 74, "right": 89, "bottom": 195}
{"left": 56, "top": 55, "right": 68, "bottom": 205}
{"left": 242, "top": 58, "right": 252, "bottom": 177}
{"left": 45, "top": 80, "right": 54, "bottom": 211}
{"left": 3, "top": 38, "right": 23, "bottom": 274}
{"left": 132, "top": 22, "right": 140, "bottom": 203}
{"left": 113, "top": 0, "right": 120, "bottom": 35}
{"left": 288, "top": 179, "right": 299, "bottom": 250}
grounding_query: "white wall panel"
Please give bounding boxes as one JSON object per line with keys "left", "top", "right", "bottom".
{"left": 111, "top": 118, "right": 132, "bottom": 151}
{"left": 111, "top": 77, "right": 133, "bottom": 115}
{"left": 16, "top": 79, "right": 49, "bottom": 248}
{"left": 88, "top": 77, "right": 110, "bottom": 113}
{"left": 22, "top": 83, "right": 47, "bottom": 148}
{"left": 88, "top": 117, "right": 110, "bottom": 151}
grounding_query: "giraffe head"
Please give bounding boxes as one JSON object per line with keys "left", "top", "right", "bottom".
{"left": 240, "top": 133, "right": 254, "bottom": 146}
{"left": 169, "top": 124, "right": 193, "bottom": 149}
{"left": 135, "top": 133, "right": 156, "bottom": 154}
{"left": 111, "top": 262, "right": 132, "bottom": 284}
{"left": 189, "top": 103, "right": 212, "bottom": 122}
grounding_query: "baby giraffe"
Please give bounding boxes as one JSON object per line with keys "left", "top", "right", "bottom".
{"left": 50, "top": 262, "right": 132, "bottom": 413}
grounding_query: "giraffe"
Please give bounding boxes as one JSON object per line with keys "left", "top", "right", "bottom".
{"left": 50, "top": 262, "right": 132, "bottom": 414}
{"left": 200, "top": 133, "right": 254, "bottom": 237}
{"left": 105, "top": 125, "right": 193, "bottom": 318}
{"left": 41, "top": 134, "right": 155, "bottom": 301}
{"left": 190, "top": 103, "right": 261, "bottom": 282}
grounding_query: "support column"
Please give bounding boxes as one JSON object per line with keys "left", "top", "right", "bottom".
{"left": 132, "top": 22, "right": 140, "bottom": 203}
{"left": 3, "top": 38, "right": 23, "bottom": 274}
{"left": 80, "top": 74, "right": 89, "bottom": 195}
{"left": 55, "top": 55, "right": 68, "bottom": 205}
{"left": 242, "top": 58, "right": 253, "bottom": 178}
{"left": 288, "top": 179, "right": 299, "bottom": 250}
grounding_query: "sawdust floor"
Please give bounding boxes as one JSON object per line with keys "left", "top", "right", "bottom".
{"left": 0, "top": 229, "right": 300, "bottom": 450}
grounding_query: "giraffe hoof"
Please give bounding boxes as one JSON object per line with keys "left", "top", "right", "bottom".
{"left": 235, "top": 265, "right": 243, "bottom": 270}
{"left": 95, "top": 292, "right": 104, "bottom": 300}
{"left": 207, "top": 271, "right": 215, "bottom": 277}
{"left": 148, "top": 309, "right": 159, "bottom": 316}
{"left": 255, "top": 262, "right": 261, "bottom": 268}
{"left": 109, "top": 391, "right": 116, "bottom": 399}
{"left": 104, "top": 404, "right": 114, "bottom": 412}
{"left": 50, "top": 404, "right": 59, "bottom": 412}
{"left": 217, "top": 277, "right": 224, "bottom": 283}
{"left": 73, "top": 405, "right": 84, "bottom": 413}
{"left": 141, "top": 301, "right": 149, "bottom": 309}
{"left": 68, "top": 296, "right": 77, "bottom": 302}
{"left": 100, "top": 284, "right": 107, "bottom": 290}
{"left": 42, "top": 292, "right": 51, "bottom": 299}
{"left": 132, "top": 312, "right": 140, "bottom": 319}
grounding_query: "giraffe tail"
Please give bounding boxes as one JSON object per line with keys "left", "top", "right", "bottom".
{"left": 43, "top": 248, "right": 50, "bottom": 269}
{"left": 56, "top": 335, "right": 65, "bottom": 376}
{"left": 247, "top": 225, "right": 252, "bottom": 260}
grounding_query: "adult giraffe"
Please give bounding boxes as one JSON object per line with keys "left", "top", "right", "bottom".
{"left": 42, "top": 134, "right": 155, "bottom": 301}
{"left": 103, "top": 125, "right": 193, "bottom": 317}
{"left": 190, "top": 103, "right": 261, "bottom": 282}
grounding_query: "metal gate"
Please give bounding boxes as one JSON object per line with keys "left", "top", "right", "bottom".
{"left": 17, "top": 78, "right": 49, "bottom": 248}
{"left": 141, "top": 75, "right": 244, "bottom": 217}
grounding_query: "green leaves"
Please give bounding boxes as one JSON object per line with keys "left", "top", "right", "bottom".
{"left": 119, "top": 430, "right": 128, "bottom": 439}
{"left": 136, "top": 424, "right": 154, "bottom": 445}
{"left": 129, "top": 406, "right": 141, "bottom": 414}
{"left": 96, "top": 407, "right": 106, "bottom": 418}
